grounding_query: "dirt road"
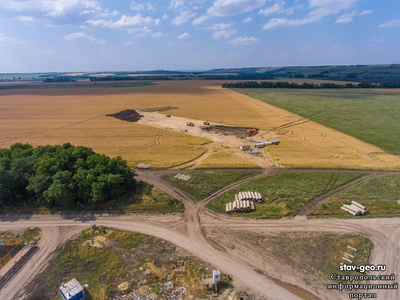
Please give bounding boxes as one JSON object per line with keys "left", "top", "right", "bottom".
{"left": 0, "top": 169, "right": 399, "bottom": 300}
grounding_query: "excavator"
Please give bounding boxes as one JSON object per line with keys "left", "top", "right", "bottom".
{"left": 246, "top": 128, "right": 258, "bottom": 136}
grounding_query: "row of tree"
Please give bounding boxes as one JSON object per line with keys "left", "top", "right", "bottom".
{"left": 222, "top": 81, "right": 400, "bottom": 89}
{"left": 0, "top": 143, "right": 135, "bottom": 208}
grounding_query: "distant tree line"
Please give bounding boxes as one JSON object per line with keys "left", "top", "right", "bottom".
{"left": 222, "top": 81, "right": 400, "bottom": 89}
{"left": 89, "top": 75, "right": 173, "bottom": 81}
{"left": 0, "top": 143, "right": 135, "bottom": 209}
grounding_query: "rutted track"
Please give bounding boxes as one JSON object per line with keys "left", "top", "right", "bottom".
{"left": 0, "top": 168, "right": 399, "bottom": 300}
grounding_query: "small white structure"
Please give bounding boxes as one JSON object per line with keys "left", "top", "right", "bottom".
{"left": 212, "top": 270, "right": 221, "bottom": 283}
{"left": 60, "top": 278, "right": 85, "bottom": 300}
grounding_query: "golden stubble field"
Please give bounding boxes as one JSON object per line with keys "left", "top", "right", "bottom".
{"left": 0, "top": 80, "right": 399, "bottom": 170}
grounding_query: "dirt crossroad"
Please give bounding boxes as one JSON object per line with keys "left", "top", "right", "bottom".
{"left": 0, "top": 169, "right": 399, "bottom": 300}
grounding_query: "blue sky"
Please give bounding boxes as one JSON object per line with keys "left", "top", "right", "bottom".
{"left": 0, "top": 0, "right": 399, "bottom": 72}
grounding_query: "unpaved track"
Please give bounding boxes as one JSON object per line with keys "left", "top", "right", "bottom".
{"left": 296, "top": 173, "right": 380, "bottom": 216}
{"left": 1, "top": 168, "right": 399, "bottom": 300}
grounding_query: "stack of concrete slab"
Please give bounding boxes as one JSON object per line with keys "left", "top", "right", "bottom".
{"left": 174, "top": 173, "right": 191, "bottom": 181}
{"left": 341, "top": 201, "right": 368, "bottom": 216}
{"left": 136, "top": 163, "right": 151, "bottom": 169}
{"left": 226, "top": 200, "right": 255, "bottom": 213}
{"left": 236, "top": 191, "right": 264, "bottom": 203}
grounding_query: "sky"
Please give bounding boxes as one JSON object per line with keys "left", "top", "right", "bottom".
{"left": 0, "top": 0, "right": 399, "bottom": 73}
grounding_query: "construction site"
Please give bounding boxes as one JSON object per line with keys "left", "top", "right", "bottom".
{"left": 0, "top": 80, "right": 399, "bottom": 300}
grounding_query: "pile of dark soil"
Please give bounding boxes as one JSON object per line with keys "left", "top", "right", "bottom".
{"left": 107, "top": 109, "right": 142, "bottom": 122}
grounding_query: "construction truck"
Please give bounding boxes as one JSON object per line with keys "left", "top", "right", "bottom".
{"left": 203, "top": 121, "right": 210, "bottom": 125}
{"left": 166, "top": 114, "right": 171, "bottom": 117}
{"left": 186, "top": 122, "right": 194, "bottom": 127}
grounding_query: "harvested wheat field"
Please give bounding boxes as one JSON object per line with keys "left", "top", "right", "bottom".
{"left": 0, "top": 80, "right": 399, "bottom": 170}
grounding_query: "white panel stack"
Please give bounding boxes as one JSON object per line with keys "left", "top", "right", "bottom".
{"left": 136, "top": 163, "right": 151, "bottom": 169}
{"left": 174, "top": 173, "right": 191, "bottom": 181}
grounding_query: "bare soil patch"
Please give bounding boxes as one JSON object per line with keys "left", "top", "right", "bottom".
{"left": 106, "top": 109, "right": 143, "bottom": 123}
{"left": 202, "top": 125, "right": 257, "bottom": 138}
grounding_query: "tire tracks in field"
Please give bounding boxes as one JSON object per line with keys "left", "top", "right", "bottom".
{"left": 0, "top": 115, "right": 104, "bottom": 145}
{"left": 296, "top": 173, "right": 380, "bottom": 216}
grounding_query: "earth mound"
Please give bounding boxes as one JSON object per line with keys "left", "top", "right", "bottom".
{"left": 107, "top": 109, "right": 142, "bottom": 122}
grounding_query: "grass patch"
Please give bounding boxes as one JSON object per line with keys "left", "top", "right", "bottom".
{"left": 238, "top": 88, "right": 400, "bottom": 155}
{"left": 162, "top": 170, "right": 260, "bottom": 200}
{"left": 0, "top": 227, "right": 41, "bottom": 245}
{"left": 1, "top": 181, "right": 183, "bottom": 214}
{"left": 266, "top": 233, "right": 373, "bottom": 281}
{"left": 312, "top": 175, "right": 400, "bottom": 218}
{"left": 208, "top": 172, "right": 362, "bottom": 218}
{"left": 26, "top": 227, "right": 230, "bottom": 300}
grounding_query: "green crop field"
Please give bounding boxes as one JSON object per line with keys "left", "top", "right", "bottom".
{"left": 208, "top": 172, "right": 362, "bottom": 218}
{"left": 312, "top": 175, "right": 400, "bottom": 218}
{"left": 238, "top": 89, "right": 400, "bottom": 155}
{"left": 162, "top": 170, "right": 260, "bottom": 200}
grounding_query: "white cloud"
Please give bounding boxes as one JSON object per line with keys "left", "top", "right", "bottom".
{"left": 359, "top": 10, "right": 373, "bottom": 15}
{"left": 263, "top": 0, "right": 360, "bottom": 29}
{"left": 125, "top": 41, "right": 134, "bottom": 46}
{"left": 243, "top": 16, "right": 253, "bottom": 23}
{"left": 86, "top": 14, "right": 155, "bottom": 28}
{"left": 147, "top": 3, "right": 156, "bottom": 11}
{"left": 259, "top": 1, "right": 284, "bottom": 16}
{"left": 0, "top": 33, "right": 25, "bottom": 44}
{"left": 134, "top": 26, "right": 168, "bottom": 38}
{"left": 0, "top": 0, "right": 103, "bottom": 24}
{"left": 177, "top": 32, "right": 192, "bottom": 39}
{"left": 299, "top": 44, "right": 311, "bottom": 50}
{"left": 207, "top": 0, "right": 267, "bottom": 17}
{"left": 335, "top": 11, "right": 357, "bottom": 23}
{"left": 213, "top": 29, "right": 237, "bottom": 39}
{"left": 131, "top": 2, "right": 145, "bottom": 11}
{"left": 229, "top": 36, "right": 259, "bottom": 45}
{"left": 336, "top": 10, "right": 372, "bottom": 23}
{"left": 207, "top": 22, "right": 234, "bottom": 30}
{"left": 155, "top": 18, "right": 161, "bottom": 25}
{"left": 151, "top": 32, "right": 168, "bottom": 37}
{"left": 192, "top": 15, "right": 209, "bottom": 25}
{"left": 373, "top": 38, "right": 385, "bottom": 43}
{"left": 379, "top": 20, "right": 400, "bottom": 28}
{"left": 171, "top": 10, "right": 196, "bottom": 25}
{"left": 169, "top": 0, "right": 207, "bottom": 9}
{"left": 162, "top": 14, "right": 169, "bottom": 20}
{"left": 100, "top": 9, "right": 118, "bottom": 17}
{"left": 64, "top": 32, "right": 105, "bottom": 44}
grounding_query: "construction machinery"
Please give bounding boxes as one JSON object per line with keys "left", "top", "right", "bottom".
{"left": 246, "top": 128, "right": 258, "bottom": 136}
{"left": 166, "top": 114, "right": 171, "bottom": 117}
{"left": 203, "top": 121, "right": 210, "bottom": 125}
{"left": 186, "top": 122, "right": 194, "bottom": 127}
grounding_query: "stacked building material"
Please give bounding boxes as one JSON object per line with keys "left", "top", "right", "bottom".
{"left": 236, "top": 191, "right": 264, "bottom": 203}
{"left": 226, "top": 200, "right": 255, "bottom": 213}
{"left": 174, "top": 173, "right": 191, "bottom": 181}
{"left": 341, "top": 201, "right": 368, "bottom": 216}
{"left": 136, "top": 163, "right": 151, "bottom": 169}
